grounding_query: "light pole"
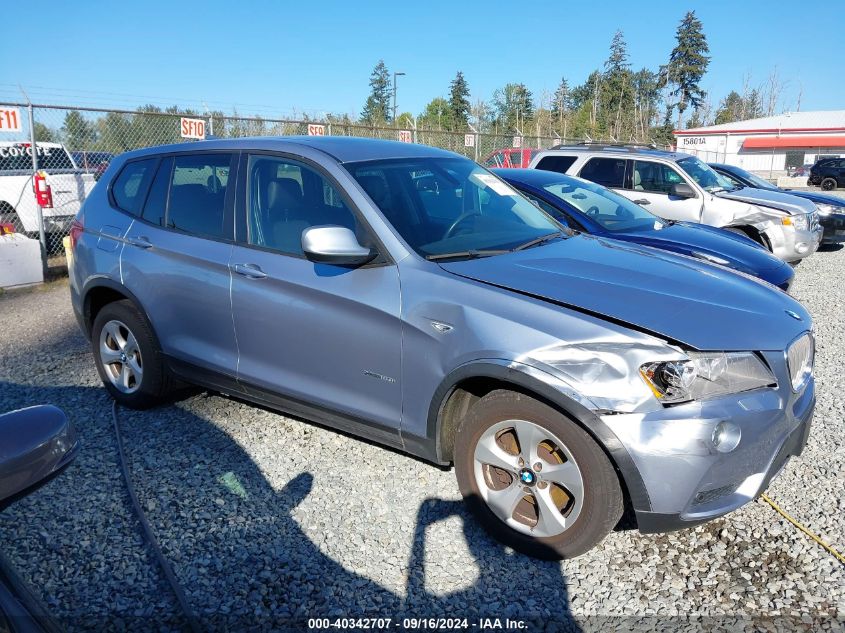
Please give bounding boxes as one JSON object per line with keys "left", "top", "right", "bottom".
{"left": 392, "top": 72, "right": 405, "bottom": 124}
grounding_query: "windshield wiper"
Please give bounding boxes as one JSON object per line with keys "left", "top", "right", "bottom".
{"left": 512, "top": 231, "right": 566, "bottom": 251}
{"left": 426, "top": 249, "right": 510, "bottom": 261}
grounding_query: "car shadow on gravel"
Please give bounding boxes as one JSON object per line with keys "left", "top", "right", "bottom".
{"left": 0, "top": 380, "right": 579, "bottom": 632}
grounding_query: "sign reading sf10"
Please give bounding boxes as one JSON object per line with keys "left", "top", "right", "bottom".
{"left": 180, "top": 117, "right": 206, "bottom": 140}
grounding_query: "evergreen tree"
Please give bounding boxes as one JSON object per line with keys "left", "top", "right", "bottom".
{"left": 33, "top": 122, "right": 55, "bottom": 143}
{"left": 743, "top": 88, "right": 763, "bottom": 119}
{"left": 714, "top": 90, "right": 744, "bottom": 125}
{"left": 448, "top": 71, "right": 471, "bottom": 130}
{"left": 603, "top": 30, "right": 633, "bottom": 139}
{"left": 551, "top": 77, "right": 571, "bottom": 131}
{"left": 361, "top": 60, "right": 392, "bottom": 124}
{"left": 62, "top": 111, "right": 97, "bottom": 150}
{"left": 665, "top": 11, "right": 710, "bottom": 129}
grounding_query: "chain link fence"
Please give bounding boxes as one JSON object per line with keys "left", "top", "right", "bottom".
{"left": 0, "top": 102, "right": 587, "bottom": 269}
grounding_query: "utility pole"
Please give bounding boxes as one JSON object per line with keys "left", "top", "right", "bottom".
{"left": 392, "top": 72, "right": 405, "bottom": 124}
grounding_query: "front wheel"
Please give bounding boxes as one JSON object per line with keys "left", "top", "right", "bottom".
{"left": 91, "top": 300, "right": 172, "bottom": 409}
{"left": 821, "top": 177, "right": 837, "bottom": 191}
{"left": 454, "top": 390, "right": 623, "bottom": 559}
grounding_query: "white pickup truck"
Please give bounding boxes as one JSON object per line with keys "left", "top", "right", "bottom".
{"left": 0, "top": 141, "right": 96, "bottom": 237}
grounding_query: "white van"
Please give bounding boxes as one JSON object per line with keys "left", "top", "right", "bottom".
{"left": 529, "top": 145, "right": 822, "bottom": 263}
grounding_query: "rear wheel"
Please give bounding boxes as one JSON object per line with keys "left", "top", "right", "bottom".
{"left": 454, "top": 390, "right": 623, "bottom": 559}
{"left": 821, "top": 177, "right": 837, "bottom": 191}
{"left": 91, "top": 300, "right": 172, "bottom": 409}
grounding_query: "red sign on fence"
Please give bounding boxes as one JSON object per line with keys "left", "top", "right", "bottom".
{"left": 180, "top": 117, "right": 206, "bottom": 140}
{"left": 308, "top": 124, "right": 326, "bottom": 136}
{"left": 398, "top": 130, "right": 412, "bottom": 143}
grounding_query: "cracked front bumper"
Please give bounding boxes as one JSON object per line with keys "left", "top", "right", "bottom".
{"left": 600, "top": 350, "right": 815, "bottom": 533}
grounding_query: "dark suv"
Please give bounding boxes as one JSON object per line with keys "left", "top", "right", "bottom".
{"left": 808, "top": 157, "right": 845, "bottom": 190}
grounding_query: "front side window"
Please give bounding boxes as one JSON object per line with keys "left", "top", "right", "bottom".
{"left": 112, "top": 158, "right": 156, "bottom": 215}
{"left": 578, "top": 157, "right": 626, "bottom": 188}
{"left": 246, "top": 154, "right": 362, "bottom": 256}
{"left": 166, "top": 153, "right": 233, "bottom": 238}
{"left": 345, "top": 157, "right": 562, "bottom": 259}
{"left": 676, "top": 156, "right": 735, "bottom": 193}
{"left": 543, "top": 177, "right": 663, "bottom": 233}
{"left": 631, "top": 160, "right": 684, "bottom": 195}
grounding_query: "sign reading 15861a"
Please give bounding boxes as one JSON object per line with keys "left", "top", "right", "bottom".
{"left": 0, "top": 108, "right": 21, "bottom": 133}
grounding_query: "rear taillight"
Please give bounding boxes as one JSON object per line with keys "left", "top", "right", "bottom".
{"left": 33, "top": 171, "right": 53, "bottom": 208}
{"left": 69, "top": 219, "right": 83, "bottom": 250}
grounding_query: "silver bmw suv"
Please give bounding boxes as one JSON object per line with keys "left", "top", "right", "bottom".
{"left": 69, "top": 137, "right": 815, "bottom": 559}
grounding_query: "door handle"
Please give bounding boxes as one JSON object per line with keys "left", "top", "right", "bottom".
{"left": 127, "top": 236, "right": 153, "bottom": 249}
{"left": 632, "top": 199, "right": 651, "bottom": 205}
{"left": 232, "top": 263, "right": 268, "bottom": 279}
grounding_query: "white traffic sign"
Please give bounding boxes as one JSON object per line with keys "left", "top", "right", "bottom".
{"left": 512, "top": 136, "right": 522, "bottom": 148}
{"left": 308, "top": 124, "right": 326, "bottom": 136}
{"left": 464, "top": 134, "right": 475, "bottom": 147}
{"left": 180, "top": 117, "right": 206, "bottom": 140}
{"left": 0, "top": 108, "right": 21, "bottom": 133}
{"left": 398, "top": 130, "right": 413, "bottom": 143}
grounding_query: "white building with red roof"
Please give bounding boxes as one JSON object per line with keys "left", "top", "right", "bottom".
{"left": 673, "top": 110, "right": 845, "bottom": 174}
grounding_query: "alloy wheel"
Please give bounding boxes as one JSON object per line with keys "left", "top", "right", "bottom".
{"left": 472, "top": 419, "right": 584, "bottom": 538}
{"left": 99, "top": 319, "right": 143, "bottom": 394}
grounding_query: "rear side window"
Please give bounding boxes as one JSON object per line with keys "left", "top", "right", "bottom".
{"left": 535, "top": 155, "right": 577, "bottom": 174}
{"left": 111, "top": 159, "right": 157, "bottom": 215}
{"left": 579, "top": 157, "right": 627, "bottom": 188}
{"left": 166, "top": 153, "right": 233, "bottom": 239}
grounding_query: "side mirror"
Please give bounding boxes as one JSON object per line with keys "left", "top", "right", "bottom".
{"left": 301, "top": 226, "right": 376, "bottom": 266}
{"left": 671, "top": 182, "right": 697, "bottom": 199}
{"left": 0, "top": 405, "right": 78, "bottom": 512}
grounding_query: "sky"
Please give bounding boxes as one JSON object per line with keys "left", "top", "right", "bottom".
{"left": 1, "top": 0, "right": 841, "bottom": 120}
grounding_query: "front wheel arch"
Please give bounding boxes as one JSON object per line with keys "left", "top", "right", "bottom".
{"left": 428, "top": 362, "right": 651, "bottom": 516}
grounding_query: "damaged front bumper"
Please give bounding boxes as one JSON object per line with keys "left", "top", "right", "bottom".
{"left": 599, "top": 350, "right": 815, "bottom": 533}
{"left": 763, "top": 222, "right": 822, "bottom": 263}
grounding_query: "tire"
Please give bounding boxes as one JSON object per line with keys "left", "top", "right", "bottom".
{"left": 91, "top": 300, "right": 172, "bottom": 409}
{"left": 454, "top": 390, "right": 623, "bottom": 559}
{"left": 821, "top": 177, "right": 837, "bottom": 191}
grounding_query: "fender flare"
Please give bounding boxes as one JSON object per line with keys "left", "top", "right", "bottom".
{"left": 427, "top": 360, "right": 651, "bottom": 513}
{"left": 80, "top": 277, "right": 158, "bottom": 342}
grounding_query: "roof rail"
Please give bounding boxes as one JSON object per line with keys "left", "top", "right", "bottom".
{"left": 548, "top": 141, "right": 663, "bottom": 152}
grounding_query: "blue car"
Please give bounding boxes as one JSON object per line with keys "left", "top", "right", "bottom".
{"left": 495, "top": 168, "right": 794, "bottom": 291}
{"left": 709, "top": 162, "right": 845, "bottom": 246}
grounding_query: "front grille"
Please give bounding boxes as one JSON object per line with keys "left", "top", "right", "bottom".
{"left": 787, "top": 332, "right": 814, "bottom": 391}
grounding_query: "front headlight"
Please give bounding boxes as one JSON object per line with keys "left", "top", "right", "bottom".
{"left": 816, "top": 203, "right": 841, "bottom": 216}
{"left": 640, "top": 352, "right": 775, "bottom": 404}
{"left": 783, "top": 213, "right": 809, "bottom": 230}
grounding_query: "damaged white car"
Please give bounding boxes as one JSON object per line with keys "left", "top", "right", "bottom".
{"left": 530, "top": 146, "right": 822, "bottom": 263}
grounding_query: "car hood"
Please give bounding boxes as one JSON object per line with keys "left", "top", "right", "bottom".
{"left": 717, "top": 187, "right": 816, "bottom": 215}
{"left": 619, "top": 222, "right": 785, "bottom": 274}
{"left": 439, "top": 235, "right": 809, "bottom": 351}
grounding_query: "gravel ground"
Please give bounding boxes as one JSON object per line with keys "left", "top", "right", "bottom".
{"left": 0, "top": 248, "right": 843, "bottom": 632}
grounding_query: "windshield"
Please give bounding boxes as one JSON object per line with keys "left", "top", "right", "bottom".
{"left": 726, "top": 166, "right": 777, "bottom": 190}
{"left": 345, "top": 157, "right": 563, "bottom": 258}
{"left": 542, "top": 177, "right": 664, "bottom": 233}
{"left": 677, "top": 156, "right": 736, "bottom": 193}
